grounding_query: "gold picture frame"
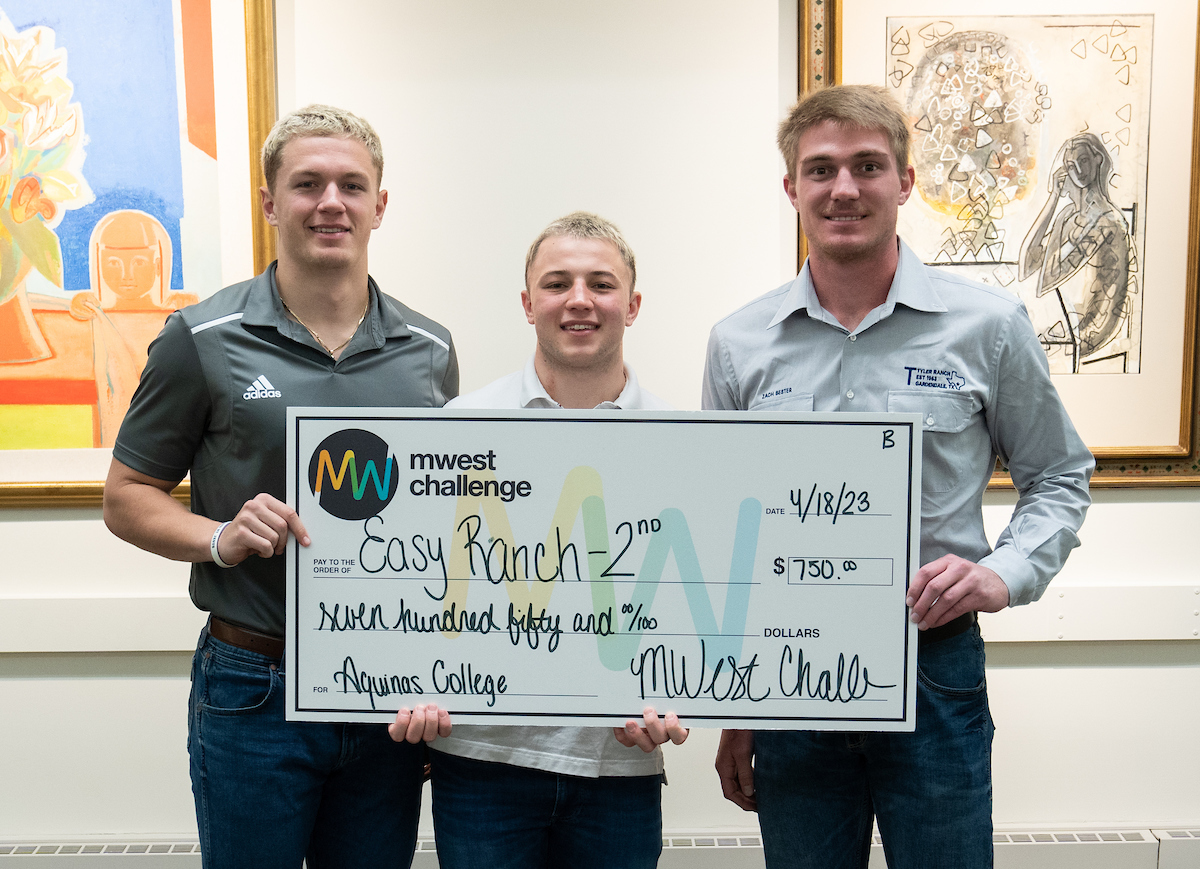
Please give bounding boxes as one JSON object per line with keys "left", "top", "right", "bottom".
{"left": 0, "top": 0, "right": 277, "bottom": 509}
{"left": 800, "top": 0, "right": 1200, "bottom": 487}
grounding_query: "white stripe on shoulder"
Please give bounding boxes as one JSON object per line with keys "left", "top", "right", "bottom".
{"left": 191, "top": 312, "right": 244, "bottom": 334}
{"left": 406, "top": 324, "right": 449, "bottom": 351}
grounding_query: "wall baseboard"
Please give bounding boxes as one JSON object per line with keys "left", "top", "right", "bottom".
{"left": 3, "top": 828, "right": 1196, "bottom": 867}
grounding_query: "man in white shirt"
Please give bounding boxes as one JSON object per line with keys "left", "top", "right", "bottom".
{"left": 396, "top": 212, "right": 685, "bottom": 869}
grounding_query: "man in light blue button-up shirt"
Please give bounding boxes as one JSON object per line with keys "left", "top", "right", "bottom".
{"left": 704, "top": 85, "right": 1092, "bottom": 869}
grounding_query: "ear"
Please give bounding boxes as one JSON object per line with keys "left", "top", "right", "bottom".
{"left": 521, "top": 288, "right": 535, "bottom": 325}
{"left": 625, "top": 289, "right": 642, "bottom": 327}
{"left": 373, "top": 189, "right": 388, "bottom": 229}
{"left": 260, "top": 186, "right": 278, "bottom": 226}
{"left": 898, "top": 164, "right": 915, "bottom": 207}
{"left": 783, "top": 175, "right": 800, "bottom": 212}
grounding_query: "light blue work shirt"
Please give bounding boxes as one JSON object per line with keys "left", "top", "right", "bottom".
{"left": 702, "top": 240, "right": 1093, "bottom": 607}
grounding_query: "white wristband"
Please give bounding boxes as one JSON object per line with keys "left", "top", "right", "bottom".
{"left": 210, "top": 521, "right": 235, "bottom": 568}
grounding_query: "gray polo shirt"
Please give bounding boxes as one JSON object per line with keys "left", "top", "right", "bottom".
{"left": 114, "top": 265, "right": 458, "bottom": 636}
{"left": 703, "top": 240, "right": 1092, "bottom": 607}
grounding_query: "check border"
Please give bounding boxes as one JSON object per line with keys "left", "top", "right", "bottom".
{"left": 287, "top": 410, "right": 921, "bottom": 729}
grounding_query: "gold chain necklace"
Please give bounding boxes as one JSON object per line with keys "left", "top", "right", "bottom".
{"left": 280, "top": 296, "right": 369, "bottom": 356}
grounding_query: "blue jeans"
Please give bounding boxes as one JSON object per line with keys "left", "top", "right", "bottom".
{"left": 430, "top": 752, "right": 663, "bottom": 869}
{"left": 755, "top": 624, "right": 995, "bottom": 869}
{"left": 188, "top": 628, "right": 424, "bottom": 868}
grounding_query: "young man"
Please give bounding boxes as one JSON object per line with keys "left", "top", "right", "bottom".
{"left": 703, "top": 85, "right": 1093, "bottom": 869}
{"left": 406, "top": 211, "right": 687, "bottom": 869}
{"left": 103, "top": 105, "right": 457, "bottom": 868}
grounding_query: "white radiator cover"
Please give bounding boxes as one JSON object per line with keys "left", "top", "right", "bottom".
{"left": 1155, "top": 829, "right": 1200, "bottom": 869}
{"left": 659, "top": 830, "right": 1166, "bottom": 869}
{"left": 2, "top": 828, "right": 1197, "bottom": 867}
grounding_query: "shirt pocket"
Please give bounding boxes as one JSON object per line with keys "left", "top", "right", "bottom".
{"left": 749, "top": 391, "right": 814, "bottom": 412}
{"left": 887, "top": 390, "right": 974, "bottom": 493}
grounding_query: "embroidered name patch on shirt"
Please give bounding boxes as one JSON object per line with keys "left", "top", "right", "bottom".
{"left": 903, "top": 367, "right": 965, "bottom": 390}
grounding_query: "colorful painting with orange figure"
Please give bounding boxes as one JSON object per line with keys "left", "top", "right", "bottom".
{"left": 0, "top": 0, "right": 219, "bottom": 450}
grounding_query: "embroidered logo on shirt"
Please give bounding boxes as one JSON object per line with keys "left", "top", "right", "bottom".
{"left": 243, "top": 375, "right": 282, "bottom": 400}
{"left": 904, "top": 367, "right": 965, "bottom": 390}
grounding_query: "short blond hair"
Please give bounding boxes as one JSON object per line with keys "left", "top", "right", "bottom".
{"left": 777, "top": 85, "right": 910, "bottom": 181}
{"left": 261, "top": 104, "right": 383, "bottom": 191}
{"left": 524, "top": 211, "right": 637, "bottom": 290}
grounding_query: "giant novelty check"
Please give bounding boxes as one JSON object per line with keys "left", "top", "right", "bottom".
{"left": 285, "top": 409, "right": 922, "bottom": 730}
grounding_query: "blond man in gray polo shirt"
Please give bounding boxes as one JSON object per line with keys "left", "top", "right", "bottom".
{"left": 106, "top": 105, "right": 456, "bottom": 869}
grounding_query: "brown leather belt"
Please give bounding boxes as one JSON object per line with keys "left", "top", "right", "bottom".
{"left": 918, "top": 611, "right": 977, "bottom": 646}
{"left": 208, "top": 615, "right": 285, "bottom": 659}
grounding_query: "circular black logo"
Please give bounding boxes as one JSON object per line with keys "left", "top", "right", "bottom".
{"left": 307, "top": 429, "right": 399, "bottom": 520}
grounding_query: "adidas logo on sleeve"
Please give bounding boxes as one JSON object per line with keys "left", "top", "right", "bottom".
{"left": 243, "top": 375, "right": 282, "bottom": 400}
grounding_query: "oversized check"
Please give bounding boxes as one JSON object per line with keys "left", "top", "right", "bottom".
{"left": 285, "top": 409, "right": 922, "bottom": 730}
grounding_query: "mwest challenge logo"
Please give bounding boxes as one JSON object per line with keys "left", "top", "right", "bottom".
{"left": 308, "top": 429, "right": 399, "bottom": 520}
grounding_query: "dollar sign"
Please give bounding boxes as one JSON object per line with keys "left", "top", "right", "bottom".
{"left": 774, "top": 557, "right": 785, "bottom": 575}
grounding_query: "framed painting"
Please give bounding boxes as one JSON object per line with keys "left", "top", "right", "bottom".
{"left": 0, "top": 0, "right": 276, "bottom": 507}
{"left": 801, "top": 0, "right": 1200, "bottom": 486}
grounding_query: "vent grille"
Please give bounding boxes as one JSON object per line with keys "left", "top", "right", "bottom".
{"left": 0, "top": 840, "right": 442, "bottom": 868}
{"left": 994, "top": 831, "right": 1150, "bottom": 844}
{"left": 0, "top": 842, "right": 202, "bottom": 866}
{"left": 663, "top": 836, "right": 762, "bottom": 848}
{"left": 0, "top": 844, "right": 200, "bottom": 855}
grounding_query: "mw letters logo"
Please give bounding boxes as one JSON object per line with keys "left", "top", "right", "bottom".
{"left": 308, "top": 429, "right": 399, "bottom": 520}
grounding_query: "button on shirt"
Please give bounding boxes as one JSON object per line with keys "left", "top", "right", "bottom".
{"left": 702, "top": 240, "right": 1092, "bottom": 606}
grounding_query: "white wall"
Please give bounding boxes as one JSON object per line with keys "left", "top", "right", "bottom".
{"left": 2, "top": 0, "right": 1198, "bottom": 845}
{"left": 275, "top": 0, "right": 800, "bottom": 407}
{"left": 983, "top": 490, "right": 1200, "bottom": 829}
